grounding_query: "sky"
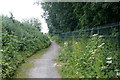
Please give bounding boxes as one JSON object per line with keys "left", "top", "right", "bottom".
{"left": 0, "top": 0, "right": 49, "bottom": 33}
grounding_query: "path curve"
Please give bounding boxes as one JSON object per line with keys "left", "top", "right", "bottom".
{"left": 28, "top": 41, "right": 61, "bottom": 78}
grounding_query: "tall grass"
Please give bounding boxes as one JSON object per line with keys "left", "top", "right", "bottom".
{"left": 56, "top": 34, "right": 120, "bottom": 78}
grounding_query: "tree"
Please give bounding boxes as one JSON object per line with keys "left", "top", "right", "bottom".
{"left": 22, "top": 18, "right": 41, "bottom": 31}
{"left": 40, "top": 2, "right": 120, "bottom": 34}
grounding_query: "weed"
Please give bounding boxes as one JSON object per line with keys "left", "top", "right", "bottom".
{"left": 55, "top": 34, "right": 120, "bottom": 78}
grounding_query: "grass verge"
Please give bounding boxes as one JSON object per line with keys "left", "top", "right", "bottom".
{"left": 13, "top": 49, "right": 47, "bottom": 78}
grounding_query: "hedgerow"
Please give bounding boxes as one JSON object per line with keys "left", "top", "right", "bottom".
{"left": 1, "top": 15, "right": 51, "bottom": 78}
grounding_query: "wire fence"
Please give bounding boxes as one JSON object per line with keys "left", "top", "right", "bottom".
{"left": 53, "top": 22, "right": 120, "bottom": 49}
{"left": 54, "top": 22, "right": 119, "bottom": 38}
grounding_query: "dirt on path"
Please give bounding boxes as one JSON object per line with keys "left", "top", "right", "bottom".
{"left": 28, "top": 41, "right": 61, "bottom": 78}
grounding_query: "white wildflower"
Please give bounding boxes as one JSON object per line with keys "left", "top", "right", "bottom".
{"left": 57, "top": 64, "right": 62, "bottom": 67}
{"left": 89, "top": 57, "right": 92, "bottom": 59}
{"left": 89, "top": 57, "right": 95, "bottom": 60}
{"left": 101, "top": 66, "right": 106, "bottom": 69}
{"left": 115, "top": 69, "right": 119, "bottom": 72}
{"left": 99, "top": 35, "right": 103, "bottom": 38}
{"left": 0, "top": 49, "right": 3, "bottom": 52}
{"left": 50, "top": 40, "right": 52, "bottom": 42}
{"left": 98, "top": 43, "right": 105, "bottom": 48}
{"left": 53, "top": 63, "right": 57, "bottom": 67}
{"left": 76, "top": 72, "right": 78, "bottom": 74}
{"left": 92, "top": 34, "right": 98, "bottom": 37}
{"left": 116, "top": 72, "right": 120, "bottom": 76}
{"left": 86, "top": 45, "right": 89, "bottom": 48}
{"left": 75, "top": 42, "right": 78, "bottom": 44}
{"left": 89, "top": 50, "right": 93, "bottom": 53}
{"left": 94, "top": 49, "right": 97, "bottom": 52}
{"left": 106, "top": 57, "right": 112, "bottom": 60}
{"left": 91, "top": 51, "right": 95, "bottom": 54}
{"left": 64, "top": 42, "right": 68, "bottom": 46}
{"left": 64, "top": 42, "right": 67, "bottom": 45}
{"left": 106, "top": 60, "right": 112, "bottom": 64}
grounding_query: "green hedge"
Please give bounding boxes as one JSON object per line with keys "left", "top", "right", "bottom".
{"left": 1, "top": 16, "right": 51, "bottom": 78}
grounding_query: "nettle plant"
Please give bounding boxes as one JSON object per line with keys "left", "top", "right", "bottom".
{"left": 58, "top": 34, "right": 120, "bottom": 78}
{"left": 85, "top": 34, "right": 107, "bottom": 78}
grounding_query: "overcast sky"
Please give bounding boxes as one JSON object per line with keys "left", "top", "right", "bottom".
{"left": 0, "top": 0, "right": 49, "bottom": 33}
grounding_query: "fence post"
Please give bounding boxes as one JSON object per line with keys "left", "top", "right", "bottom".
{"left": 97, "top": 29, "right": 100, "bottom": 35}
{"left": 118, "top": 22, "right": 120, "bottom": 49}
{"left": 91, "top": 28, "right": 94, "bottom": 36}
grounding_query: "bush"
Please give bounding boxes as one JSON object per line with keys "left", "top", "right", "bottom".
{"left": 1, "top": 15, "right": 51, "bottom": 78}
{"left": 57, "top": 34, "right": 120, "bottom": 78}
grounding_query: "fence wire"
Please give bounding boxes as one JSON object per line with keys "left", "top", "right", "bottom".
{"left": 53, "top": 22, "right": 120, "bottom": 49}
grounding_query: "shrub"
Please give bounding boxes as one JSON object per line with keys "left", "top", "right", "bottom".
{"left": 1, "top": 15, "right": 51, "bottom": 78}
{"left": 57, "top": 34, "right": 120, "bottom": 78}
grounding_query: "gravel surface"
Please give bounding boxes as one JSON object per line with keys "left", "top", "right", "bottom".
{"left": 28, "top": 42, "right": 61, "bottom": 78}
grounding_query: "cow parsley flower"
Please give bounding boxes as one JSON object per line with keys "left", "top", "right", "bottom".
{"left": 75, "top": 42, "right": 78, "bottom": 44}
{"left": 106, "top": 60, "right": 112, "bottom": 64}
{"left": 92, "top": 34, "right": 98, "bottom": 37}
{"left": 116, "top": 72, "right": 120, "bottom": 76}
{"left": 115, "top": 69, "right": 119, "bottom": 72}
{"left": 98, "top": 43, "right": 105, "bottom": 48}
{"left": 0, "top": 49, "right": 3, "bottom": 52}
{"left": 99, "top": 35, "right": 103, "bottom": 38}
{"left": 106, "top": 57, "right": 112, "bottom": 60}
{"left": 91, "top": 51, "right": 95, "bottom": 54}
{"left": 64, "top": 42, "right": 68, "bottom": 46}
{"left": 76, "top": 72, "right": 78, "bottom": 74}
{"left": 101, "top": 66, "right": 106, "bottom": 69}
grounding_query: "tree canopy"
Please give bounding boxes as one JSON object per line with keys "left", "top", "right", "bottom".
{"left": 41, "top": 2, "right": 120, "bottom": 34}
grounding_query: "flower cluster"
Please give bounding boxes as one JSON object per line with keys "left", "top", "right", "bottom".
{"left": 106, "top": 57, "right": 112, "bottom": 64}
{"left": 64, "top": 42, "right": 68, "bottom": 47}
{"left": 98, "top": 43, "right": 105, "bottom": 48}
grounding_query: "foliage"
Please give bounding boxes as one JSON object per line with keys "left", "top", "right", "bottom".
{"left": 55, "top": 35, "right": 120, "bottom": 78}
{"left": 37, "top": 1, "right": 120, "bottom": 78}
{"left": 1, "top": 15, "right": 51, "bottom": 78}
{"left": 41, "top": 2, "right": 120, "bottom": 34}
{"left": 22, "top": 18, "right": 41, "bottom": 31}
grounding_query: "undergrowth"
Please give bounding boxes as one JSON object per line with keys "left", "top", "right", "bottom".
{"left": 55, "top": 34, "right": 120, "bottom": 78}
{"left": 1, "top": 15, "right": 51, "bottom": 78}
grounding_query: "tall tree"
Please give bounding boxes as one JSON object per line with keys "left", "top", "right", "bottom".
{"left": 40, "top": 2, "right": 120, "bottom": 34}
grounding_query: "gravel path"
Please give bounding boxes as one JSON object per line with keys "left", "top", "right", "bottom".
{"left": 28, "top": 42, "right": 61, "bottom": 78}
